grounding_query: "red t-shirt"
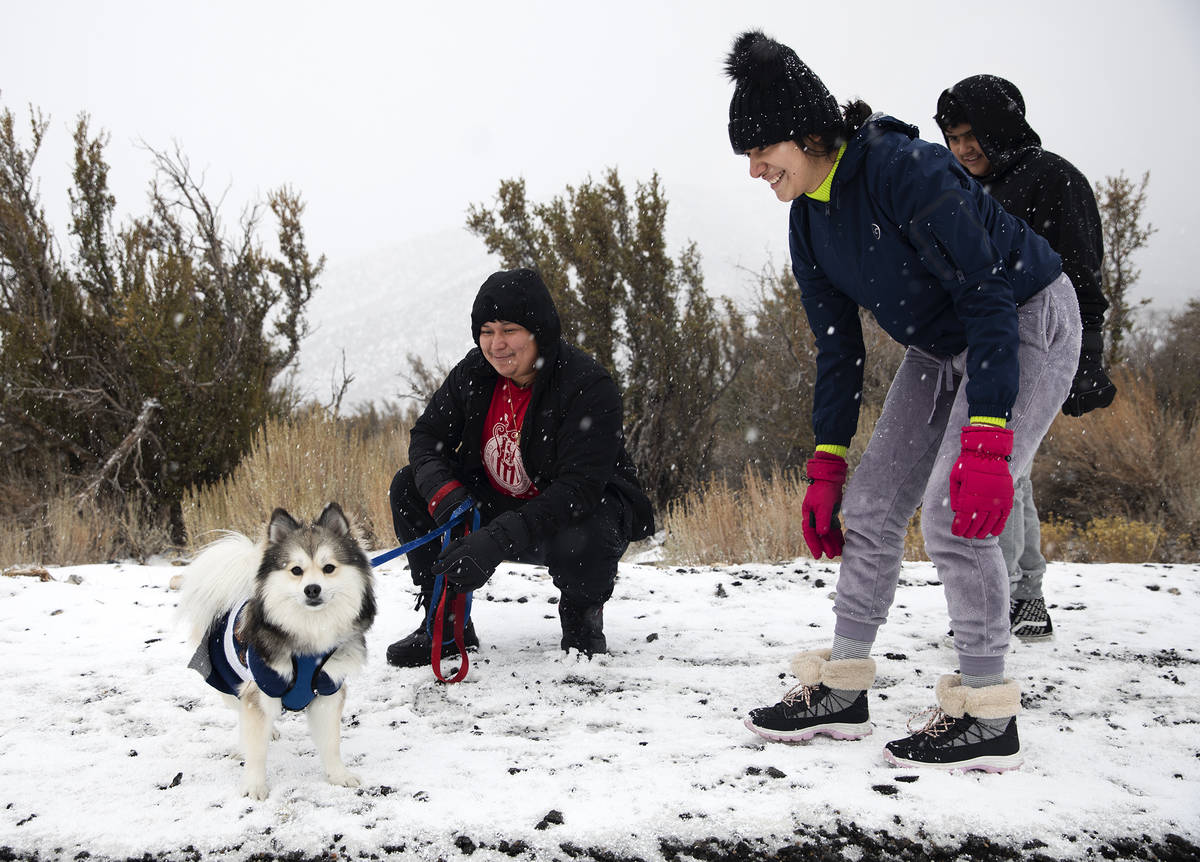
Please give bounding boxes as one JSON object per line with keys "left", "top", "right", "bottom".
{"left": 482, "top": 377, "right": 540, "bottom": 500}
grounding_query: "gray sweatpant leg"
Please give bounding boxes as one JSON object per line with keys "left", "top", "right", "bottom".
{"left": 999, "top": 472, "right": 1048, "bottom": 601}
{"left": 832, "top": 274, "right": 1080, "bottom": 677}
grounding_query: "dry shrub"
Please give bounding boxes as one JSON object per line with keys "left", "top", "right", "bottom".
{"left": 0, "top": 407, "right": 412, "bottom": 567}
{"left": 665, "top": 401, "right": 932, "bottom": 566}
{"left": 182, "top": 409, "right": 410, "bottom": 552}
{"left": 661, "top": 462, "right": 1183, "bottom": 567}
{"left": 0, "top": 491, "right": 174, "bottom": 567}
{"left": 663, "top": 462, "right": 928, "bottom": 566}
{"left": 1041, "top": 515, "right": 1166, "bottom": 564}
{"left": 663, "top": 465, "right": 808, "bottom": 565}
{"left": 1034, "top": 368, "right": 1200, "bottom": 542}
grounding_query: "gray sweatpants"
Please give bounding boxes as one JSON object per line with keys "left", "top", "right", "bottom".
{"left": 832, "top": 274, "right": 1080, "bottom": 677}
{"left": 1000, "top": 472, "right": 1048, "bottom": 601}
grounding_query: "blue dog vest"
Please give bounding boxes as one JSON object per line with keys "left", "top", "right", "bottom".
{"left": 191, "top": 600, "right": 341, "bottom": 712}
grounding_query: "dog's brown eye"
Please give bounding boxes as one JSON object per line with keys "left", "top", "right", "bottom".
{"left": 322, "top": 563, "right": 335, "bottom": 574}
{"left": 291, "top": 566, "right": 304, "bottom": 576}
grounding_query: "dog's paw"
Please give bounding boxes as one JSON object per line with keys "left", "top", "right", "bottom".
{"left": 326, "top": 768, "right": 362, "bottom": 789}
{"left": 241, "top": 779, "right": 270, "bottom": 800}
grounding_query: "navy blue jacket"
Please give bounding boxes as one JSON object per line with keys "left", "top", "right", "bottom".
{"left": 190, "top": 602, "right": 340, "bottom": 712}
{"left": 789, "top": 115, "right": 1062, "bottom": 446}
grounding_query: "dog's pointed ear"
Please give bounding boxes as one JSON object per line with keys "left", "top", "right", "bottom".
{"left": 316, "top": 502, "right": 351, "bottom": 538}
{"left": 268, "top": 508, "right": 302, "bottom": 544}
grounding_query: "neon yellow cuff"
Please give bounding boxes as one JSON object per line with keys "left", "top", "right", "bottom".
{"left": 969, "top": 416, "right": 1007, "bottom": 428}
{"left": 815, "top": 443, "right": 849, "bottom": 458}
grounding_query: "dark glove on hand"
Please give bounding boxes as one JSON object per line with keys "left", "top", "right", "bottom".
{"left": 801, "top": 451, "right": 848, "bottom": 559}
{"left": 1062, "top": 330, "right": 1117, "bottom": 417}
{"left": 431, "top": 526, "right": 507, "bottom": 592}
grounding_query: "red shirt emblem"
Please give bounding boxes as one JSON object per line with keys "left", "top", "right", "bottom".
{"left": 482, "top": 378, "right": 539, "bottom": 499}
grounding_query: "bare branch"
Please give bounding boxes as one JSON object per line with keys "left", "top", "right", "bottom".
{"left": 323, "top": 351, "right": 355, "bottom": 416}
{"left": 74, "top": 398, "right": 161, "bottom": 504}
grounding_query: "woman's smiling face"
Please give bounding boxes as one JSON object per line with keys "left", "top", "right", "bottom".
{"left": 479, "top": 320, "right": 539, "bottom": 387}
{"left": 745, "top": 139, "right": 833, "bottom": 202}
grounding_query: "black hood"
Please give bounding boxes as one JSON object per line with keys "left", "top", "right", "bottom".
{"left": 470, "top": 268, "right": 562, "bottom": 350}
{"left": 935, "top": 75, "right": 1041, "bottom": 178}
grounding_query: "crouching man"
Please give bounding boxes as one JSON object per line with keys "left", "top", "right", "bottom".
{"left": 386, "top": 268, "right": 654, "bottom": 667}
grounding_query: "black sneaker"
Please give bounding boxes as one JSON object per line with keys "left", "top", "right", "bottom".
{"left": 744, "top": 683, "right": 872, "bottom": 742}
{"left": 1010, "top": 597, "right": 1053, "bottom": 642}
{"left": 884, "top": 709, "right": 1022, "bottom": 772}
{"left": 386, "top": 615, "right": 479, "bottom": 668}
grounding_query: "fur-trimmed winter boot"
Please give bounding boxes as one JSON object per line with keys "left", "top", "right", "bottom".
{"left": 744, "top": 648, "right": 875, "bottom": 742}
{"left": 883, "top": 673, "right": 1022, "bottom": 772}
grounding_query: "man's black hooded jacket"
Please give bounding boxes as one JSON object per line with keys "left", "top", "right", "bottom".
{"left": 937, "top": 75, "right": 1107, "bottom": 330}
{"left": 408, "top": 269, "right": 654, "bottom": 557}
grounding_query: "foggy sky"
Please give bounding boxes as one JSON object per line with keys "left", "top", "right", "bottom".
{"left": 3, "top": 0, "right": 1196, "bottom": 310}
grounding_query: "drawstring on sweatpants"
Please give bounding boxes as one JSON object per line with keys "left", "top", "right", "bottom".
{"left": 926, "top": 351, "right": 965, "bottom": 424}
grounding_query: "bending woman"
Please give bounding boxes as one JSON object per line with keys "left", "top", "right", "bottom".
{"left": 725, "top": 31, "right": 1080, "bottom": 771}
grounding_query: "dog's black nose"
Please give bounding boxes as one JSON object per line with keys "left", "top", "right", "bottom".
{"left": 304, "top": 584, "right": 322, "bottom": 599}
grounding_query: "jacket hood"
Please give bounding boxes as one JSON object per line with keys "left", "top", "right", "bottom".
{"left": 470, "top": 268, "right": 563, "bottom": 351}
{"left": 935, "top": 75, "right": 1041, "bottom": 176}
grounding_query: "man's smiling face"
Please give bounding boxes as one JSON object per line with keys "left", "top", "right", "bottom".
{"left": 944, "top": 123, "right": 992, "bottom": 177}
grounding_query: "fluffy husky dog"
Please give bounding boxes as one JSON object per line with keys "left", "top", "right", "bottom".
{"left": 179, "top": 502, "right": 376, "bottom": 799}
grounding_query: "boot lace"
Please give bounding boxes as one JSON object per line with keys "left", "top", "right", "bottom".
{"left": 907, "top": 707, "right": 953, "bottom": 737}
{"left": 781, "top": 683, "right": 817, "bottom": 710}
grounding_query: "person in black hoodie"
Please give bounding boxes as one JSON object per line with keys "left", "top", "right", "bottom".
{"left": 385, "top": 268, "right": 654, "bottom": 667}
{"left": 936, "top": 75, "right": 1116, "bottom": 642}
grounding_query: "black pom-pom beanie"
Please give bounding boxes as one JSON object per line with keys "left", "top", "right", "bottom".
{"left": 725, "top": 30, "right": 841, "bottom": 154}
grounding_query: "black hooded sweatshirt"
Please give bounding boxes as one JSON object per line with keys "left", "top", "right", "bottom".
{"left": 937, "top": 75, "right": 1107, "bottom": 330}
{"left": 407, "top": 269, "right": 654, "bottom": 556}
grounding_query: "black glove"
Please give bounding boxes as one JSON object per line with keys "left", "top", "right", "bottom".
{"left": 1062, "top": 330, "right": 1117, "bottom": 417}
{"left": 431, "top": 527, "right": 507, "bottom": 592}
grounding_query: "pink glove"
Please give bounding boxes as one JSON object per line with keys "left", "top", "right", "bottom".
{"left": 802, "top": 452, "right": 848, "bottom": 559}
{"left": 949, "top": 426, "right": 1014, "bottom": 538}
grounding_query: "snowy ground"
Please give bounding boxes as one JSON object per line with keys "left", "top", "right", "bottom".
{"left": 1, "top": 552, "right": 1198, "bottom": 861}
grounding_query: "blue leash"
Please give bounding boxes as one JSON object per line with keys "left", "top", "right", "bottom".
{"left": 368, "top": 500, "right": 479, "bottom": 567}
{"left": 369, "top": 499, "right": 481, "bottom": 668}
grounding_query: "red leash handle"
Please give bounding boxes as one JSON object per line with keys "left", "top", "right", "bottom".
{"left": 430, "top": 589, "right": 470, "bottom": 684}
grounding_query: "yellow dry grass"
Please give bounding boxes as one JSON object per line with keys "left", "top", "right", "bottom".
{"left": 181, "top": 412, "right": 409, "bottom": 552}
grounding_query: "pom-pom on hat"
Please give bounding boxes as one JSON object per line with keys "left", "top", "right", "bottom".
{"left": 725, "top": 30, "right": 841, "bottom": 154}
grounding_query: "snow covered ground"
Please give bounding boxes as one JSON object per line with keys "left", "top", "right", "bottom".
{"left": 2, "top": 552, "right": 1197, "bottom": 861}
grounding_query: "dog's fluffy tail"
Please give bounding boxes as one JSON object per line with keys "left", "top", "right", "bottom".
{"left": 176, "top": 532, "right": 262, "bottom": 645}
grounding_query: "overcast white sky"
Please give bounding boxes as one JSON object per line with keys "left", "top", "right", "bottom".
{"left": 3, "top": 0, "right": 1197, "bottom": 310}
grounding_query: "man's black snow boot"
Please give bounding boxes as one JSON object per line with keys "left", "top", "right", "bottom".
{"left": 559, "top": 597, "right": 607, "bottom": 657}
{"left": 386, "top": 586, "right": 478, "bottom": 668}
